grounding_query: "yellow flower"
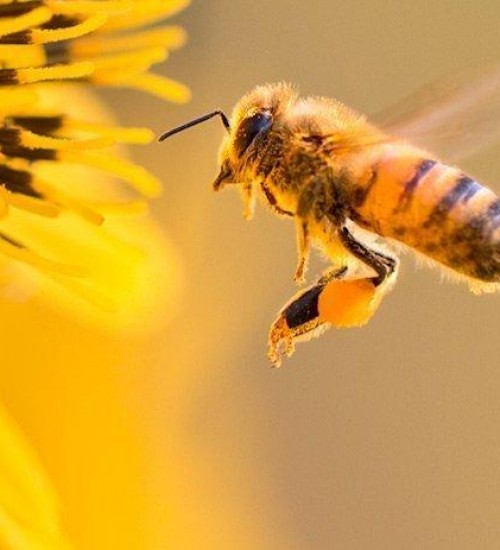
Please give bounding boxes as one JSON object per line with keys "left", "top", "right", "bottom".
{"left": 0, "top": 0, "right": 188, "bottom": 328}
{"left": 0, "top": 1, "right": 189, "bottom": 547}
{"left": 0, "top": 401, "right": 70, "bottom": 549}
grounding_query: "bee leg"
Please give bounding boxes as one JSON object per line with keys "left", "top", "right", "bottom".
{"left": 268, "top": 229, "right": 400, "bottom": 367}
{"left": 268, "top": 266, "right": 347, "bottom": 367}
{"left": 240, "top": 182, "right": 256, "bottom": 220}
{"left": 317, "top": 225, "right": 399, "bottom": 328}
{"left": 293, "top": 182, "right": 327, "bottom": 284}
{"left": 260, "top": 181, "right": 294, "bottom": 217}
{"left": 294, "top": 218, "right": 310, "bottom": 284}
{"left": 338, "top": 226, "right": 398, "bottom": 286}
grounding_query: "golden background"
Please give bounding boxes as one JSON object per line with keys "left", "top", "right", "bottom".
{"left": 2, "top": 1, "right": 500, "bottom": 548}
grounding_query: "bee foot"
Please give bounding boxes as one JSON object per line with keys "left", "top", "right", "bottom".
{"left": 293, "top": 260, "right": 307, "bottom": 285}
{"left": 268, "top": 315, "right": 296, "bottom": 368}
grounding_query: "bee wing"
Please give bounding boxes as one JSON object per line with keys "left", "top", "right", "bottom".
{"left": 376, "top": 63, "right": 500, "bottom": 162}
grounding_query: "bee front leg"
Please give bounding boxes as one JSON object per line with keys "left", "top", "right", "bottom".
{"left": 240, "top": 182, "right": 256, "bottom": 220}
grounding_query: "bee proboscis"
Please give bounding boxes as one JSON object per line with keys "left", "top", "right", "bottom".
{"left": 160, "top": 65, "right": 500, "bottom": 367}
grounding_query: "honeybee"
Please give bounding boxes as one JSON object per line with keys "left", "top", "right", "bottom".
{"left": 160, "top": 65, "right": 500, "bottom": 367}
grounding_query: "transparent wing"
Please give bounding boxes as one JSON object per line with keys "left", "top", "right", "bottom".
{"left": 375, "top": 63, "right": 500, "bottom": 163}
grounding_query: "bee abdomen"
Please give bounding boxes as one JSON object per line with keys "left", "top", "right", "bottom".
{"left": 353, "top": 150, "right": 500, "bottom": 283}
{"left": 438, "top": 192, "right": 500, "bottom": 282}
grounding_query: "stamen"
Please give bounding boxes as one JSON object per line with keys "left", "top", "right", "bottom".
{"left": 16, "top": 128, "right": 114, "bottom": 151}
{"left": 0, "top": 232, "right": 88, "bottom": 277}
{"left": 0, "top": 126, "right": 114, "bottom": 150}
{"left": 0, "top": 61, "right": 94, "bottom": 85}
{"left": 57, "top": 151, "right": 162, "bottom": 197}
{"left": 1, "top": 145, "right": 58, "bottom": 161}
{"left": 88, "top": 47, "right": 168, "bottom": 76}
{"left": 41, "top": 14, "right": 80, "bottom": 30}
{"left": 60, "top": 203, "right": 104, "bottom": 225}
{"left": 0, "top": 0, "right": 189, "bottom": 303}
{"left": 0, "top": 7, "right": 51, "bottom": 38}
{"left": 33, "top": 179, "right": 104, "bottom": 225}
{"left": 0, "top": 2, "right": 44, "bottom": 18}
{"left": 86, "top": 199, "right": 149, "bottom": 216}
{"left": 0, "top": 163, "right": 42, "bottom": 199}
{"left": 11, "top": 116, "right": 64, "bottom": 135}
{"left": 29, "top": 14, "right": 108, "bottom": 44}
{"left": 63, "top": 120, "right": 154, "bottom": 144}
{"left": 46, "top": 1, "right": 132, "bottom": 16}
{"left": 99, "top": 0, "right": 190, "bottom": 32}
{"left": 71, "top": 26, "right": 187, "bottom": 57}
{"left": 42, "top": 271, "right": 117, "bottom": 311}
{"left": 107, "top": 73, "right": 191, "bottom": 104}
{"left": 0, "top": 187, "right": 60, "bottom": 218}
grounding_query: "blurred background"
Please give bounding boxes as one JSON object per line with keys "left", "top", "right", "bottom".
{"left": 2, "top": 1, "right": 500, "bottom": 548}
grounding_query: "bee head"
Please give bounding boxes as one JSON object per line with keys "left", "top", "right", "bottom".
{"left": 158, "top": 83, "right": 297, "bottom": 191}
{"left": 214, "top": 83, "right": 297, "bottom": 190}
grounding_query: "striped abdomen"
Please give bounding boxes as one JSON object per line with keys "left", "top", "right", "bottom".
{"left": 351, "top": 146, "right": 500, "bottom": 282}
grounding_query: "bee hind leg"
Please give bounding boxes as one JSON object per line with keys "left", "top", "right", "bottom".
{"left": 316, "top": 225, "right": 399, "bottom": 327}
{"left": 268, "top": 228, "right": 400, "bottom": 367}
{"left": 268, "top": 266, "right": 347, "bottom": 368}
{"left": 338, "top": 226, "right": 398, "bottom": 286}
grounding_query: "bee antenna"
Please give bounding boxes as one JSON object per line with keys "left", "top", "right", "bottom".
{"left": 158, "top": 110, "right": 230, "bottom": 142}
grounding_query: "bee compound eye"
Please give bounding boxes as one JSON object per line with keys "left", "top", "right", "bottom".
{"left": 234, "top": 111, "right": 273, "bottom": 157}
